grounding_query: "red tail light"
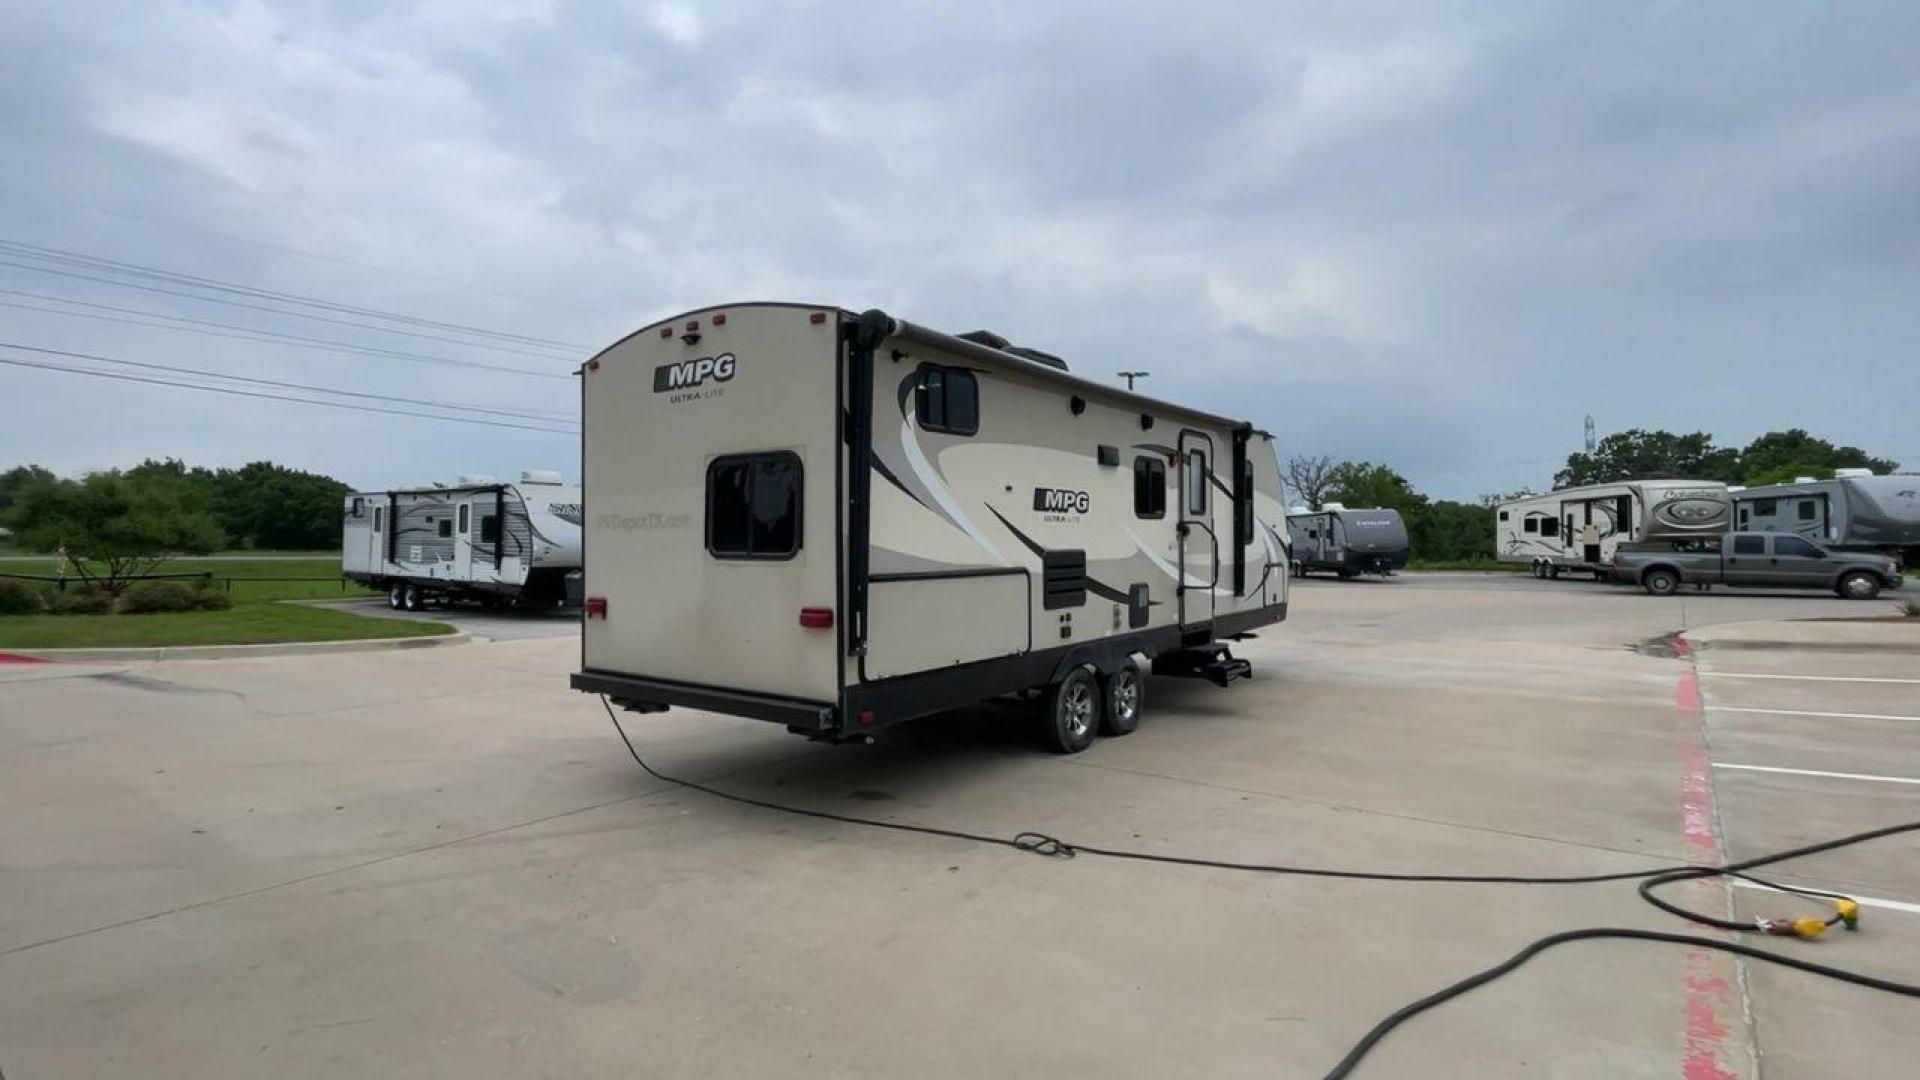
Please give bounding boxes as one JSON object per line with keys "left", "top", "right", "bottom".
{"left": 799, "top": 607, "right": 834, "bottom": 629}
{"left": 584, "top": 597, "right": 608, "bottom": 618}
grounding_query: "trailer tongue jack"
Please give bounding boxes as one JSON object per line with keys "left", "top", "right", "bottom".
{"left": 1152, "top": 644, "right": 1253, "bottom": 688}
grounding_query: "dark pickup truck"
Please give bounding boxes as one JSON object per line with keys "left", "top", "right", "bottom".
{"left": 1612, "top": 532, "right": 1902, "bottom": 599}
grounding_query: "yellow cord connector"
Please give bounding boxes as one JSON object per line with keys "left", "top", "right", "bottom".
{"left": 1757, "top": 916, "right": 1831, "bottom": 939}
{"left": 1836, "top": 898, "right": 1860, "bottom": 931}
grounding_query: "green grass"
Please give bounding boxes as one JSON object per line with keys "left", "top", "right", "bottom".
{"left": 0, "top": 603, "right": 453, "bottom": 649}
{"left": 1406, "top": 559, "right": 1531, "bottom": 573}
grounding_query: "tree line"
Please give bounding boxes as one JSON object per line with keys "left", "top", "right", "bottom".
{"left": 1287, "top": 428, "right": 1904, "bottom": 564}
{"left": 1, "top": 459, "right": 353, "bottom": 553}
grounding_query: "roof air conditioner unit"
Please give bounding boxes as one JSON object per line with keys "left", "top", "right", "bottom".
{"left": 521, "top": 470, "right": 565, "bottom": 485}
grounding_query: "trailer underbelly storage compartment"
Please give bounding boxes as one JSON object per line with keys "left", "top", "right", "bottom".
{"left": 570, "top": 303, "right": 1291, "bottom": 752}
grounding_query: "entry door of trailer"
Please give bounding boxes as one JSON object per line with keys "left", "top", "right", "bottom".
{"left": 1177, "top": 430, "right": 1218, "bottom": 627}
{"left": 453, "top": 498, "right": 476, "bottom": 580}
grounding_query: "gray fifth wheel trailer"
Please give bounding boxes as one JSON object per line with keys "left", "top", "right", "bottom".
{"left": 1285, "top": 505, "right": 1410, "bottom": 578}
{"left": 1495, "top": 479, "right": 1732, "bottom": 579}
{"left": 342, "top": 471, "right": 583, "bottom": 610}
{"left": 569, "top": 304, "right": 1291, "bottom": 753}
{"left": 1731, "top": 470, "right": 1920, "bottom": 567}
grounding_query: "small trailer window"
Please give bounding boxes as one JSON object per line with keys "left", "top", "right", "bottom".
{"left": 1753, "top": 498, "right": 1777, "bottom": 516}
{"left": 1498, "top": 510, "right": 1509, "bottom": 521}
{"left": 1796, "top": 500, "right": 1817, "bottom": 521}
{"left": 1523, "top": 518, "right": 1537, "bottom": 534}
{"left": 479, "top": 515, "right": 500, "bottom": 544}
{"left": 438, "top": 519, "right": 453, "bottom": 539}
{"left": 373, "top": 507, "right": 383, "bottom": 532}
{"left": 917, "top": 366, "right": 978, "bottom": 436}
{"left": 1185, "top": 449, "right": 1208, "bottom": 514}
{"left": 707, "top": 452, "right": 803, "bottom": 559}
{"left": 351, "top": 497, "right": 364, "bottom": 517}
{"left": 1539, "top": 517, "right": 1559, "bottom": 538}
{"left": 458, "top": 505, "right": 469, "bottom": 533}
{"left": 1133, "top": 457, "right": 1166, "bottom": 518}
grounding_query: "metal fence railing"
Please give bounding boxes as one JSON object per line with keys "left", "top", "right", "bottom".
{"left": 0, "top": 571, "right": 358, "bottom": 595}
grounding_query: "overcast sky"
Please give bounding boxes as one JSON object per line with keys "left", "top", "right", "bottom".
{"left": 2, "top": 1, "right": 1916, "bottom": 499}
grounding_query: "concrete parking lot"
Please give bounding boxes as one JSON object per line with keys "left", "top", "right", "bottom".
{"left": 2, "top": 574, "right": 1913, "bottom": 1077}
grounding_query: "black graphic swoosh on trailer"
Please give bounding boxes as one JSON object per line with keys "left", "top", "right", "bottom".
{"left": 983, "top": 503, "right": 1136, "bottom": 605}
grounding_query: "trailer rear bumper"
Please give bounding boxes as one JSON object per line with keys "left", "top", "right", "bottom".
{"left": 571, "top": 668, "right": 836, "bottom": 732}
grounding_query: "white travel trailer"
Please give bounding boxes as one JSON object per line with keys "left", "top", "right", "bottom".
{"left": 1732, "top": 470, "right": 1920, "bottom": 567}
{"left": 570, "top": 304, "right": 1291, "bottom": 753}
{"left": 342, "top": 471, "right": 583, "bottom": 609}
{"left": 1496, "top": 479, "right": 1732, "bottom": 578}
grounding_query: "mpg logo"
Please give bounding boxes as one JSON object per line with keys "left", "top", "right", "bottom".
{"left": 653, "top": 353, "right": 737, "bottom": 393}
{"left": 1033, "top": 488, "right": 1091, "bottom": 514}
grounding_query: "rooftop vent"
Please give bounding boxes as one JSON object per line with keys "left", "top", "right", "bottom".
{"left": 1794, "top": 476, "right": 1818, "bottom": 484}
{"left": 521, "top": 470, "right": 565, "bottom": 485}
{"left": 456, "top": 474, "right": 496, "bottom": 486}
{"left": 1832, "top": 467, "right": 1874, "bottom": 479}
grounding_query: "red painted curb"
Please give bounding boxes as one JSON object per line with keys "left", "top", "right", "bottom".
{"left": 0, "top": 652, "right": 51, "bottom": 665}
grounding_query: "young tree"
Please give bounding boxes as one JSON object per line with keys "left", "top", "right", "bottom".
{"left": 1285, "top": 454, "right": 1337, "bottom": 510}
{"left": 6, "top": 470, "right": 226, "bottom": 595}
{"left": 1325, "top": 461, "right": 1429, "bottom": 517}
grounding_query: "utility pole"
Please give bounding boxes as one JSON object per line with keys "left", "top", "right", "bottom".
{"left": 1118, "top": 371, "right": 1149, "bottom": 391}
{"left": 1584, "top": 414, "right": 1596, "bottom": 453}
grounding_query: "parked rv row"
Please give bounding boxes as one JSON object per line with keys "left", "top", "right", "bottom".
{"left": 1494, "top": 470, "right": 1915, "bottom": 599}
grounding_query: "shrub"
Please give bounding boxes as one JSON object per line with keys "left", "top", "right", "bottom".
{"left": 0, "top": 578, "right": 48, "bottom": 615}
{"left": 1904, "top": 597, "right": 1920, "bottom": 619}
{"left": 119, "top": 580, "right": 205, "bottom": 614}
{"left": 47, "top": 587, "right": 114, "bottom": 615}
{"left": 192, "top": 583, "right": 233, "bottom": 611}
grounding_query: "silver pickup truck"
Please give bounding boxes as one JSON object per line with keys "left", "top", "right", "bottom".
{"left": 1611, "top": 532, "right": 1903, "bottom": 599}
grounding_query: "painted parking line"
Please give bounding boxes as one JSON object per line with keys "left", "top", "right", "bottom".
{"left": 1732, "top": 879, "right": 1920, "bottom": 917}
{"left": 1713, "top": 763, "right": 1920, "bottom": 787}
{"left": 1702, "top": 672, "right": 1920, "bottom": 685}
{"left": 1710, "top": 706, "right": 1920, "bottom": 723}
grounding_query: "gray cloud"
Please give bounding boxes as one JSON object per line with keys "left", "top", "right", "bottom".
{"left": 2, "top": 0, "right": 1916, "bottom": 497}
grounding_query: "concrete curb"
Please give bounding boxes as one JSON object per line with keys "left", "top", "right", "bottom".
{"left": 1683, "top": 615, "right": 1920, "bottom": 653}
{"left": 3, "top": 631, "right": 470, "bottom": 663}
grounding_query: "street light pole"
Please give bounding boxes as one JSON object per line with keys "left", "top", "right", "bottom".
{"left": 1118, "top": 370, "right": 1149, "bottom": 391}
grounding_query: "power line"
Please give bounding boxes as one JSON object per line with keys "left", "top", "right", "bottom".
{"left": 0, "top": 342, "right": 577, "bottom": 425}
{"left": 0, "top": 258, "right": 578, "bottom": 363}
{"left": 0, "top": 354, "right": 576, "bottom": 436}
{"left": 0, "top": 289, "right": 573, "bottom": 381}
{"left": 0, "top": 237, "right": 587, "bottom": 351}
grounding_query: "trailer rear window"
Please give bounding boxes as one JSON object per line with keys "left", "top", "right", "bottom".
{"left": 916, "top": 366, "right": 978, "bottom": 436}
{"left": 1133, "top": 456, "right": 1166, "bottom": 518}
{"left": 707, "top": 452, "right": 802, "bottom": 559}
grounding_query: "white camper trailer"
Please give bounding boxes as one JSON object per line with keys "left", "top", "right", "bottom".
{"left": 570, "top": 304, "right": 1290, "bottom": 753}
{"left": 1496, "top": 479, "right": 1732, "bottom": 578}
{"left": 342, "top": 471, "right": 582, "bottom": 609}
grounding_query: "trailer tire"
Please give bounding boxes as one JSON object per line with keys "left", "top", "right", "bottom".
{"left": 388, "top": 583, "right": 405, "bottom": 610}
{"left": 1643, "top": 568, "right": 1680, "bottom": 596}
{"left": 403, "top": 584, "right": 424, "bottom": 611}
{"left": 1100, "top": 659, "right": 1144, "bottom": 737}
{"left": 1041, "top": 666, "right": 1101, "bottom": 754}
{"left": 1837, "top": 571, "right": 1881, "bottom": 600}
{"left": 1547, "top": 564, "right": 1560, "bottom": 580}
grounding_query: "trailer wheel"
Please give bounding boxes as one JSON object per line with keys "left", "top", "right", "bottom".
{"left": 403, "top": 584, "right": 424, "bottom": 611}
{"left": 1837, "top": 571, "right": 1881, "bottom": 600}
{"left": 1642, "top": 568, "right": 1680, "bottom": 596}
{"left": 388, "top": 583, "right": 405, "bottom": 610}
{"left": 1041, "top": 666, "right": 1101, "bottom": 754}
{"left": 1100, "top": 660, "right": 1144, "bottom": 737}
{"left": 1547, "top": 564, "right": 1561, "bottom": 580}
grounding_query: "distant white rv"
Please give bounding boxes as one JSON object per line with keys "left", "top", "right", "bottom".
{"left": 1731, "top": 470, "right": 1920, "bottom": 566}
{"left": 1495, "top": 479, "right": 1731, "bottom": 578}
{"left": 342, "top": 470, "right": 582, "bottom": 609}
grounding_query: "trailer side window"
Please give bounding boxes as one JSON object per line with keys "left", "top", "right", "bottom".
{"left": 438, "top": 519, "right": 453, "bottom": 539}
{"left": 707, "top": 451, "right": 802, "bottom": 559}
{"left": 1753, "top": 498, "right": 1777, "bottom": 516}
{"left": 1185, "top": 449, "right": 1208, "bottom": 514}
{"left": 1539, "top": 517, "right": 1559, "bottom": 538}
{"left": 373, "top": 507, "right": 383, "bottom": 532}
{"left": 1796, "top": 500, "right": 1817, "bottom": 521}
{"left": 1133, "top": 457, "right": 1166, "bottom": 518}
{"left": 458, "top": 505, "right": 469, "bottom": 534}
{"left": 479, "top": 515, "right": 500, "bottom": 544}
{"left": 1523, "top": 518, "right": 1537, "bottom": 534}
{"left": 351, "top": 497, "right": 364, "bottom": 517}
{"left": 916, "top": 366, "right": 978, "bottom": 436}
{"left": 1498, "top": 510, "right": 1509, "bottom": 521}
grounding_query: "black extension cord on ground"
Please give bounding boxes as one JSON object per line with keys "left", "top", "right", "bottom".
{"left": 600, "top": 698, "right": 1920, "bottom": 1077}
